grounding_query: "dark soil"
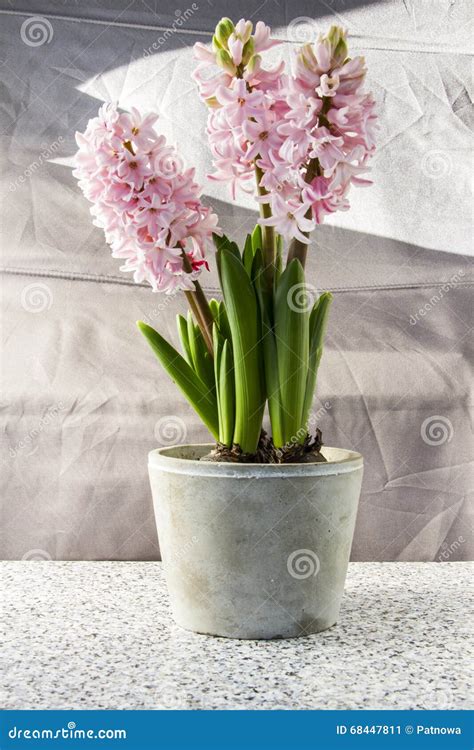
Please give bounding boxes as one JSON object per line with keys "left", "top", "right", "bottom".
{"left": 200, "top": 429, "right": 326, "bottom": 464}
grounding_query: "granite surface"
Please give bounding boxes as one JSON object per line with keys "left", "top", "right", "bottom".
{"left": 1, "top": 562, "right": 472, "bottom": 710}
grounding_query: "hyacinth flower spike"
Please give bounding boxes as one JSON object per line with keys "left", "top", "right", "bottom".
{"left": 74, "top": 19, "right": 377, "bottom": 462}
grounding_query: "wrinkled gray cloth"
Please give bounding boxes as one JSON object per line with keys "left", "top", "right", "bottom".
{"left": 0, "top": 0, "right": 472, "bottom": 561}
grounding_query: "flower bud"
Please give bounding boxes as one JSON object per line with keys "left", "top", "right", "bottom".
{"left": 214, "top": 17, "right": 235, "bottom": 48}
{"left": 327, "top": 25, "right": 348, "bottom": 66}
{"left": 298, "top": 43, "right": 317, "bottom": 71}
{"left": 216, "top": 48, "right": 237, "bottom": 74}
{"left": 212, "top": 35, "right": 223, "bottom": 52}
{"left": 241, "top": 37, "right": 255, "bottom": 66}
{"left": 245, "top": 53, "right": 261, "bottom": 75}
{"left": 239, "top": 20, "right": 253, "bottom": 44}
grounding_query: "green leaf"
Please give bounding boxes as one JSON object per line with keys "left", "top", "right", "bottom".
{"left": 302, "top": 292, "right": 333, "bottom": 428}
{"left": 251, "top": 223, "right": 262, "bottom": 254}
{"left": 137, "top": 321, "right": 218, "bottom": 440}
{"left": 219, "top": 339, "right": 235, "bottom": 447}
{"left": 250, "top": 245, "right": 264, "bottom": 285}
{"left": 213, "top": 324, "right": 224, "bottom": 441}
{"left": 219, "top": 249, "right": 265, "bottom": 453}
{"left": 261, "top": 304, "right": 284, "bottom": 449}
{"left": 274, "top": 259, "right": 310, "bottom": 444}
{"left": 209, "top": 297, "right": 232, "bottom": 341}
{"left": 251, "top": 252, "right": 283, "bottom": 447}
{"left": 176, "top": 314, "right": 192, "bottom": 365}
{"left": 213, "top": 233, "right": 241, "bottom": 271}
{"left": 228, "top": 241, "right": 241, "bottom": 258}
{"left": 186, "top": 312, "right": 215, "bottom": 394}
{"left": 209, "top": 298, "right": 220, "bottom": 323}
{"left": 217, "top": 300, "right": 232, "bottom": 342}
{"left": 212, "top": 325, "right": 235, "bottom": 446}
{"left": 242, "top": 233, "right": 254, "bottom": 276}
{"left": 275, "top": 234, "right": 283, "bottom": 285}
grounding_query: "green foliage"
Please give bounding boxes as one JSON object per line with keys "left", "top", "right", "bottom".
{"left": 186, "top": 312, "right": 215, "bottom": 394}
{"left": 217, "top": 237, "right": 265, "bottom": 453}
{"left": 137, "top": 321, "right": 219, "bottom": 440}
{"left": 302, "top": 292, "right": 333, "bottom": 429}
{"left": 274, "top": 259, "right": 310, "bottom": 446}
{"left": 254, "top": 249, "right": 332, "bottom": 449}
{"left": 212, "top": 324, "right": 235, "bottom": 446}
{"left": 176, "top": 314, "right": 192, "bottom": 366}
{"left": 208, "top": 298, "right": 220, "bottom": 323}
{"left": 137, "top": 226, "right": 332, "bottom": 455}
{"left": 242, "top": 233, "right": 254, "bottom": 276}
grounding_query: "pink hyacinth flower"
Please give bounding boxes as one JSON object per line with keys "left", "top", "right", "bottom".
{"left": 74, "top": 103, "right": 220, "bottom": 294}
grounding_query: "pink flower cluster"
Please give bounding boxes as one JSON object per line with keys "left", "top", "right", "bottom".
{"left": 194, "top": 21, "right": 377, "bottom": 243}
{"left": 193, "top": 20, "right": 283, "bottom": 200}
{"left": 73, "top": 104, "right": 219, "bottom": 293}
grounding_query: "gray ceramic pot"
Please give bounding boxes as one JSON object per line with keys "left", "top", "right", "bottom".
{"left": 148, "top": 444, "right": 363, "bottom": 640}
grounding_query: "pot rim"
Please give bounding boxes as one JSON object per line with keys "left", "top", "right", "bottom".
{"left": 148, "top": 444, "right": 363, "bottom": 478}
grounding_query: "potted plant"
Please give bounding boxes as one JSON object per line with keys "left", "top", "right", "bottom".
{"left": 74, "top": 19, "right": 377, "bottom": 638}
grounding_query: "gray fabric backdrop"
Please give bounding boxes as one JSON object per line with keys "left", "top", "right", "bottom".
{"left": 1, "top": 0, "right": 472, "bottom": 561}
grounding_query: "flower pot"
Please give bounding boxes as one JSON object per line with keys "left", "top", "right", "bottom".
{"left": 148, "top": 444, "right": 363, "bottom": 639}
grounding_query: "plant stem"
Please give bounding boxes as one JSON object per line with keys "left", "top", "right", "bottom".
{"left": 193, "top": 278, "right": 215, "bottom": 337}
{"left": 287, "top": 157, "right": 320, "bottom": 269}
{"left": 181, "top": 253, "right": 214, "bottom": 356}
{"left": 254, "top": 163, "right": 276, "bottom": 290}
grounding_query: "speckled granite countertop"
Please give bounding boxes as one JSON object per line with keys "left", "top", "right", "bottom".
{"left": 1, "top": 562, "right": 471, "bottom": 710}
